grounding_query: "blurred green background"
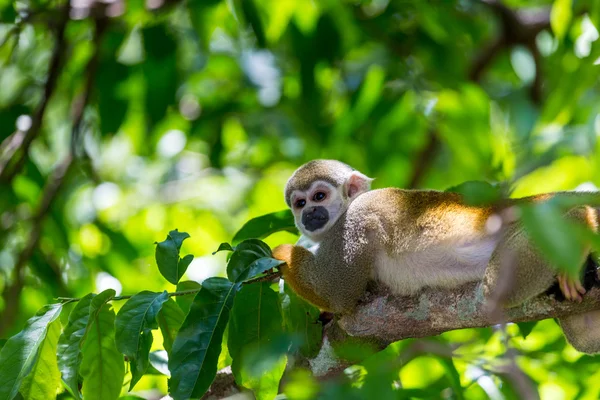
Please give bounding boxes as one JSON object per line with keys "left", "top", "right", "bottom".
{"left": 1, "top": 0, "right": 600, "bottom": 398}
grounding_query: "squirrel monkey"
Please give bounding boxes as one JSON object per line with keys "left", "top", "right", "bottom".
{"left": 272, "top": 159, "right": 600, "bottom": 353}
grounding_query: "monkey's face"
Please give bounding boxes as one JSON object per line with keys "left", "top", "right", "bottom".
{"left": 289, "top": 180, "right": 345, "bottom": 240}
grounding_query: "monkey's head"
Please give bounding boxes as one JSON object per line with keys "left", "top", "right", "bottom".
{"left": 285, "top": 160, "right": 373, "bottom": 241}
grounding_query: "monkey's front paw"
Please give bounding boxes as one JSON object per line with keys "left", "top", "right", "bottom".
{"left": 272, "top": 244, "right": 294, "bottom": 265}
{"left": 558, "top": 272, "right": 586, "bottom": 303}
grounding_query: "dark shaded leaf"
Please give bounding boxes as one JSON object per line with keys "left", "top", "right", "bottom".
{"left": 142, "top": 25, "right": 178, "bottom": 130}
{"left": 281, "top": 287, "right": 322, "bottom": 358}
{"left": 517, "top": 321, "right": 538, "bottom": 339}
{"left": 232, "top": 210, "right": 297, "bottom": 245}
{"left": 155, "top": 229, "right": 194, "bottom": 285}
{"left": 228, "top": 283, "right": 286, "bottom": 399}
{"left": 446, "top": 181, "right": 505, "bottom": 206}
{"left": 157, "top": 298, "right": 185, "bottom": 355}
{"left": 175, "top": 281, "right": 202, "bottom": 315}
{"left": 168, "top": 277, "right": 236, "bottom": 400}
{"left": 115, "top": 291, "right": 169, "bottom": 390}
{"left": 212, "top": 242, "right": 234, "bottom": 254}
{"left": 239, "top": 0, "right": 266, "bottom": 47}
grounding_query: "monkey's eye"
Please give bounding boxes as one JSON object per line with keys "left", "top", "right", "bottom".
{"left": 313, "top": 192, "right": 326, "bottom": 201}
{"left": 295, "top": 199, "right": 306, "bottom": 208}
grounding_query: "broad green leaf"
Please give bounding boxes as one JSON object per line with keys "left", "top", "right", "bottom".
{"left": 19, "top": 319, "right": 62, "bottom": 400}
{"left": 175, "top": 281, "right": 202, "bottom": 315}
{"left": 517, "top": 321, "right": 538, "bottom": 339}
{"left": 232, "top": 210, "right": 297, "bottom": 245}
{"left": 213, "top": 242, "right": 234, "bottom": 254}
{"left": 80, "top": 290, "right": 124, "bottom": 400}
{"left": 155, "top": 229, "right": 194, "bottom": 285}
{"left": 57, "top": 294, "right": 95, "bottom": 399}
{"left": 157, "top": 298, "right": 185, "bottom": 354}
{"left": 96, "top": 28, "right": 129, "bottom": 135}
{"left": 446, "top": 181, "right": 505, "bottom": 206}
{"left": 239, "top": 0, "right": 266, "bottom": 47}
{"left": 229, "top": 283, "right": 286, "bottom": 400}
{"left": 148, "top": 350, "right": 170, "bottom": 376}
{"left": 239, "top": 258, "right": 285, "bottom": 284}
{"left": 520, "top": 203, "right": 586, "bottom": 276}
{"left": 0, "top": 340, "right": 6, "bottom": 350}
{"left": 115, "top": 291, "right": 169, "bottom": 390}
{"left": 550, "top": 0, "right": 572, "bottom": 40}
{"left": 142, "top": 25, "right": 178, "bottom": 129}
{"left": 281, "top": 287, "right": 322, "bottom": 358}
{"left": 227, "top": 239, "right": 281, "bottom": 282}
{"left": 168, "top": 277, "right": 236, "bottom": 400}
{"left": 0, "top": 304, "right": 62, "bottom": 400}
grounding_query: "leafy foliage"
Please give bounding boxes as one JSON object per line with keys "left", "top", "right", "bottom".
{"left": 1, "top": 0, "right": 600, "bottom": 398}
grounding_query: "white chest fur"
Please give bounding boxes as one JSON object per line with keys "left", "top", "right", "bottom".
{"left": 373, "top": 237, "right": 499, "bottom": 296}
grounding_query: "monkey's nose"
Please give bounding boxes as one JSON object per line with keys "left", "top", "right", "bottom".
{"left": 302, "top": 206, "right": 329, "bottom": 231}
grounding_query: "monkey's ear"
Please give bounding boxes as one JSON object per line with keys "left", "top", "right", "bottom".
{"left": 345, "top": 171, "right": 373, "bottom": 199}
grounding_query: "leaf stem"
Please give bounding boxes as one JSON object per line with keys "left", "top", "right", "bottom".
{"left": 56, "top": 288, "right": 201, "bottom": 304}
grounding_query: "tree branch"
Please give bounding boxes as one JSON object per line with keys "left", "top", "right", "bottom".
{"left": 0, "top": 4, "right": 70, "bottom": 182}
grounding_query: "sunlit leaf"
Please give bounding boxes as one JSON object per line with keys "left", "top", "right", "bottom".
{"left": 57, "top": 294, "right": 95, "bottom": 399}
{"left": 232, "top": 210, "right": 297, "bottom": 246}
{"left": 19, "top": 319, "right": 61, "bottom": 400}
{"left": 80, "top": 290, "right": 124, "bottom": 400}
{"left": 0, "top": 304, "right": 62, "bottom": 400}
{"left": 168, "top": 277, "right": 236, "bottom": 400}
{"left": 115, "top": 291, "right": 169, "bottom": 390}
{"left": 550, "top": 0, "right": 572, "bottom": 40}
{"left": 155, "top": 230, "right": 194, "bottom": 285}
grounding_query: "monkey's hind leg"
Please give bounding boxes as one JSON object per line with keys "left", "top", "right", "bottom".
{"left": 482, "top": 223, "right": 557, "bottom": 308}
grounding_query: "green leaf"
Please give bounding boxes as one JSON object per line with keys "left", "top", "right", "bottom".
{"left": 550, "top": 0, "right": 572, "bottom": 40}
{"left": 157, "top": 298, "right": 185, "bottom": 354}
{"left": 517, "top": 321, "right": 538, "bottom": 339}
{"left": 142, "top": 25, "right": 178, "bottom": 130}
{"left": 0, "top": 304, "right": 62, "bottom": 400}
{"left": 520, "top": 203, "right": 585, "bottom": 276}
{"left": 148, "top": 351, "right": 170, "bottom": 376}
{"left": 168, "top": 277, "right": 236, "bottom": 400}
{"left": 175, "top": 281, "right": 202, "bottom": 315}
{"left": 239, "top": 0, "right": 266, "bottom": 47}
{"left": 96, "top": 28, "right": 129, "bottom": 135}
{"left": 115, "top": 291, "right": 169, "bottom": 390}
{"left": 281, "top": 287, "right": 322, "bottom": 358}
{"left": 155, "top": 229, "right": 194, "bottom": 285}
{"left": 228, "top": 283, "right": 286, "bottom": 400}
{"left": 227, "top": 239, "right": 280, "bottom": 282}
{"left": 212, "top": 242, "right": 234, "bottom": 254}
{"left": 57, "top": 294, "right": 96, "bottom": 399}
{"left": 19, "top": 319, "right": 62, "bottom": 400}
{"left": 80, "top": 290, "right": 124, "bottom": 400}
{"left": 445, "top": 181, "right": 505, "bottom": 206}
{"left": 232, "top": 210, "right": 297, "bottom": 246}
{"left": 240, "top": 258, "right": 285, "bottom": 284}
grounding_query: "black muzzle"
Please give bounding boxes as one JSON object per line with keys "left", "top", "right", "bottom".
{"left": 302, "top": 206, "right": 329, "bottom": 231}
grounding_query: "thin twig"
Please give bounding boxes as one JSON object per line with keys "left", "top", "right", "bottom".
{"left": 0, "top": 5, "right": 70, "bottom": 182}
{"left": 56, "top": 288, "right": 202, "bottom": 304}
{"left": 243, "top": 271, "right": 282, "bottom": 285}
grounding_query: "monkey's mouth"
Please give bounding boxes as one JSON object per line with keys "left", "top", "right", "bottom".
{"left": 302, "top": 207, "right": 329, "bottom": 232}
